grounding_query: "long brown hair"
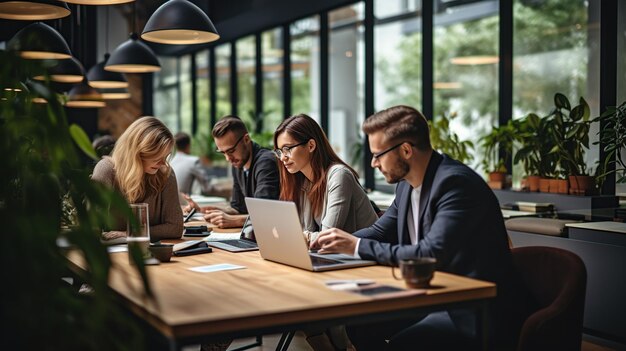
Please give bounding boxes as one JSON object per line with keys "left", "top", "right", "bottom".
{"left": 274, "top": 114, "right": 358, "bottom": 217}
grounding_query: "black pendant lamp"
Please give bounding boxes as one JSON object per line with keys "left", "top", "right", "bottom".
{"left": 7, "top": 22, "right": 72, "bottom": 59}
{"left": 105, "top": 33, "right": 161, "bottom": 73}
{"left": 88, "top": 53, "right": 128, "bottom": 88}
{"left": 0, "top": 0, "right": 70, "bottom": 20}
{"left": 34, "top": 56, "right": 84, "bottom": 83}
{"left": 141, "top": 0, "right": 219, "bottom": 45}
{"left": 66, "top": 78, "right": 105, "bottom": 108}
{"left": 100, "top": 87, "right": 130, "bottom": 100}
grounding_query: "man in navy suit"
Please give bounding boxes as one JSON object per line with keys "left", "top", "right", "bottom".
{"left": 312, "top": 105, "right": 533, "bottom": 350}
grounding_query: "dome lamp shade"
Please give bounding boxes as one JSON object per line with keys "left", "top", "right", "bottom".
{"left": 141, "top": 0, "right": 219, "bottom": 45}
{"left": 66, "top": 79, "right": 105, "bottom": 108}
{"left": 0, "top": 0, "right": 70, "bottom": 20}
{"left": 105, "top": 33, "right": 161, "bottom": 73}
{"left": 33, "top": 56, "right": 84, "bottom": 83}
{"left": 99, "top": 87, "right": 130, "bottom": 100}
{"left": 7, "top": 22, "right": 72, "bottom": 59}
{"left": 87, "top": 53, "right": 128, "bottom": 88}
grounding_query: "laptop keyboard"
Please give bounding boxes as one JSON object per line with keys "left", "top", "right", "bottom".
{"left": 310, "top": 255, "right": 342, "bottom": 266}
{"left": 218, "top": 240, "right": 257, "bottom": 249}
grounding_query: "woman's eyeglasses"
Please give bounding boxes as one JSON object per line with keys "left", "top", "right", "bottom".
{"left": 273, "top": 140, "right": 308, "bottom": 158}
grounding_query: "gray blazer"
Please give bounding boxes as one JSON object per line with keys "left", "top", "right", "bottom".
{"left": 302, "top": 164, "right": 378, "bottom": 241}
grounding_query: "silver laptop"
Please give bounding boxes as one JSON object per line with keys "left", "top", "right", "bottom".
{"left": 207, "top": 216, "right": 258, "bottom": 252}
{"left": 245, "top": 197, "right": 376, "bottom": 272}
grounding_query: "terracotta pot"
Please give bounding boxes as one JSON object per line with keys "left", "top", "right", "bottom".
{"left": 556, "top": 179, "right": 569, "bottom": 194}
{"left": 527, "top": 175, "right": 540, "bottom": 192}
{"left": 569, "top": 175, "right": 593, "bottom": 195}
{"left": 548, "top": 179, "right": 559, "bottom": 193}
{"left": 539, "top": 178, "right": 551, "bottom": 192}
{"left": 488, "top": 172, "right": 506, "bottom": 182}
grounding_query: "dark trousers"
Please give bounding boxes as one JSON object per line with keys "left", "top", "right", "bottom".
{"left": 347, "top": 311, "right": 479, "bottom": 351}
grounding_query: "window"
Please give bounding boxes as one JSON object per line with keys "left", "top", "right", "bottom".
{"left": 433, "top": 0, "right": 499, "bottom": 173}
{"left": 291, "top": 16, "right": 320, "bottom": 123}
{"left": 195, "top": 50, "right": 211, "bottom": 137}
{"left": 513, "top": 0, "right": 600, "bottom": 181}
{"left": 373, "top": 0, "right": 421, "bottom": 188}
{"left": 237, "top": 36, "right": 256, "bottom": 129}
{"left": 262, "top": 28, "right": 284, "bottom": 133}
{"left": 215, "top": 44, "right": 231, "bottom": 119}
{"left": 329, "top": 3, "right": 365, "bottom": 173}
{"left": 180, "top": 55, "right": 192, "bottom": 134}
{"left": 153, "top": 56, "right": 178, "bottom": 132}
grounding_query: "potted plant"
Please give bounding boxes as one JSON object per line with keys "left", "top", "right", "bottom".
{"left": 429, "top": 112, "right": 475, "bottom": 165}
{"left": 1, "top": 51, "right": 151, "bottom": 349}
{"left": 514, "top": 114, "right": 541, "bottom": 191}
{"left": 593, "top": 100, "right": 626, "bottom": 191}
{"left": 546, "top": 93, "right": 593, "bottom": 194}
{"left": 480, "top": 119, "right": 517, "bottom": 189}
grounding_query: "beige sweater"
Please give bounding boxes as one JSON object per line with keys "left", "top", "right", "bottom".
{"left": 92, "top": 157, "right": 184, "bottom": 242}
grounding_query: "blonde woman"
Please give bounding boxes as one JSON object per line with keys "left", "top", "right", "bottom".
{"left": 92, "top": 117, "right": 183, "bottom": 242}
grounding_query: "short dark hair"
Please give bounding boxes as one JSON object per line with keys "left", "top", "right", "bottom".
{"left": 362, "top": 105, "right": 431, "bottom": 151}
{"left": 212, "top": 115, "right": 248, "bottom": 139}
{"left": 92, "top": 135, "right": 115, "bottom": 157}
{"left": 174, "top": 132, "right": 191, "bottom": 150}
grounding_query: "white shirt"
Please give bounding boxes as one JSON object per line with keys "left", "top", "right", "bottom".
{"left": 407, "top": 186, "right": 422, "bottom": 245}
{"left": 353, "top": 185, "right": 422, "bottom": 257}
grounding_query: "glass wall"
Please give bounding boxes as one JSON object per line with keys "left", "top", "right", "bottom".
{"left": 373, "top": 0, "right": 421, "bottom": 188}
{"left": 180, "top": 55, "right": 192, "bottom": 134}
{"left": 215, "top": 44, "right": 232, "bottom": 119}
{"left": 196, "top": 50, "right": 211, "bottom": 137}
{"left": 433, "top": 0, "right": 499, "bottom": 172}
{"left": 236, "top": 36, "right": 256, "bottom": 130}
{"left": 262, "top": 28, "right": 284, "bottom": 133}
{"left": 290, "top": 16, "right": 320, "bottom": 122}
{"left": 513, "top": 0, "right": 600, "bottom": 183}
{"left": 329, "top": 3, "right": 365, "bottom": 173}
{"left": 153, "top": 56, "right": 178, "bottom": 132}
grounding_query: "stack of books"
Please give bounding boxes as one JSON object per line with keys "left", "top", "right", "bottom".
{"left": 516, "top": 201, "right": 554, "bottom": 213}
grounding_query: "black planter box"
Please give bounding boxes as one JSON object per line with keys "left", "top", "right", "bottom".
{"left": 493, "top": 189, "right": 618, "bottom": 212}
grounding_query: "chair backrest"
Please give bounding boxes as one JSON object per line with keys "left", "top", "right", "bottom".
{"left": 512, "top": 246, "right": 587, "bottom": 351}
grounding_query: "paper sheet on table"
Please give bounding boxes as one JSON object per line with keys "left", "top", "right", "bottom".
{"left": 107, "top": 245, "right": 128, "bottom": 253}
{"left": 189, "top": 263, "right": 246, "bottom": 273}
{"left": 203, "top": 232, "right": 241, "bottom": 241}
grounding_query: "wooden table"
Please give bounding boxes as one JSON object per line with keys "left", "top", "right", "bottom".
{"left": 67, "top": 246, "right": 496, "bottom": 350}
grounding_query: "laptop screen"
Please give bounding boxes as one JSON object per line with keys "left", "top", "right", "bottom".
{"left": 241, "top": 216, "right": 255, "bottom": 241}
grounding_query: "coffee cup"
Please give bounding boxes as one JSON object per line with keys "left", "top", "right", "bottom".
{"left": 392, "top": 257, "right": 437, "bottom": 288}
{"left": 149, "top": 244, "right": 173, "bottom": 262}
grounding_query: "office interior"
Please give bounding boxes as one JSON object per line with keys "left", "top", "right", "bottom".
{"left": 1, "top": 0, "right": 625, "bottom": 350}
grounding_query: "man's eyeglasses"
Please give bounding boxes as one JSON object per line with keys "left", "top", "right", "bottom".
{"left": 216, "top": 134, "right": 246, "bottom": 155}
{"left": 273, "top": 140, "right": 308, "bottom": 158}
{"left": 372, "top": 142, "right": 413, "bottom": 160}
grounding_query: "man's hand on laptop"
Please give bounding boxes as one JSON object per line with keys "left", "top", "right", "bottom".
{"left": 204, "top": 210, "right": 243, "bottom": 228}
{"left": 311, "top": 228, "right": 357, "bottom": 255}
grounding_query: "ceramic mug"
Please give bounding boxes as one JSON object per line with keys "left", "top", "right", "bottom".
{"left": 392, "top": 257, "right": 437, "bottom": 288}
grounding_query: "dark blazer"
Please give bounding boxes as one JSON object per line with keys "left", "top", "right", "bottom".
{"left": 355, "top": 152, "right": 532, "bottom": 345}
{"left": 230, "top": 142, "right": 280, "bottom": 214}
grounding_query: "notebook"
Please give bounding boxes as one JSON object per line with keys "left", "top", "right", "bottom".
{"left": 245, "top": 197, "right": 376, "bottom": 272}
{"left": 207, "top": 216, "right": 259, "bottom": 252}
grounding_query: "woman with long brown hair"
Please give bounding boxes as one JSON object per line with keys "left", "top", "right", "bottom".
{"left": 274, "top": 114, "right": 377, "bottom": 350}
{"left": 274, "top": 114, "right": 377, "bottom": 243}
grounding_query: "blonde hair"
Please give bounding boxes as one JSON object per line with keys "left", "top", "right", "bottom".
{"left": 111, "top": 117, "right": 174, "bottom": 203}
